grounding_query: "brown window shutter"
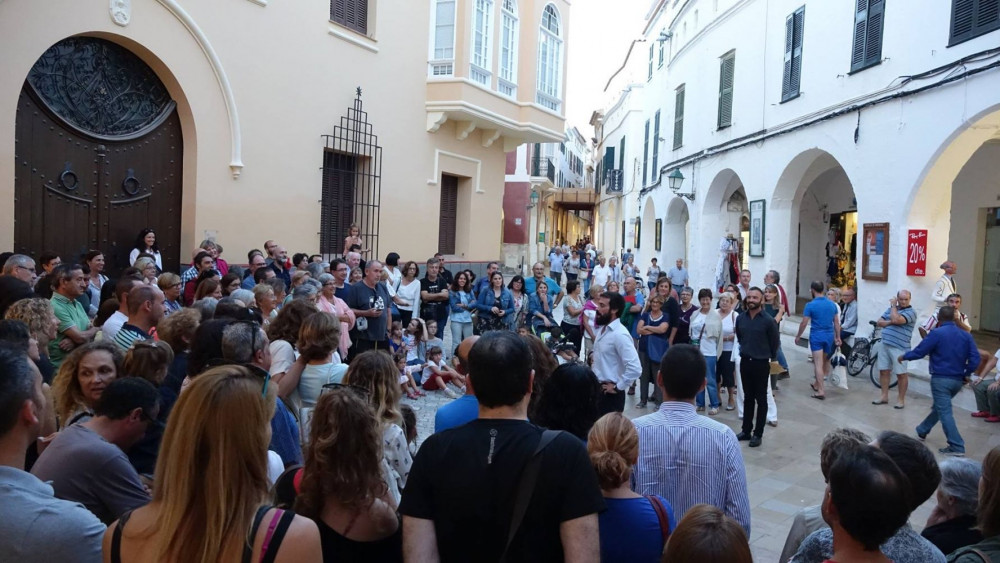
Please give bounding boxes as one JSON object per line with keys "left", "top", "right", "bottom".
{"left": 438, "top": 175, "right": 458, "bottom": 255}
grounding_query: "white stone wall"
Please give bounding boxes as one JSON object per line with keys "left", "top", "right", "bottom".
{"left": 601, "top": 0, "right": 1000, "bottom": 329}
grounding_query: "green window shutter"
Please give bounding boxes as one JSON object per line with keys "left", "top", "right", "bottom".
{"left": 718, "top": 52, "right": 735, "bottom": 129}
{"left": 619, "top": 136, "right": 625, "bottom": 170}
{"left": 950, "top": 0, "right": 1000, "bottom": 46}
{"left": 658, "top": 40, "right": 664, "bottom": 67}
{"left": 652, "top": 110, "right": 660, "bottom": 181}
{"left": 782, "top": 7, "right": 805, "bottom": 101}
{"left": 648, "top": 44, "right": 654, "bottom": 80}
{"left": 642, "top": 120, "right": 650, "bottom": 185}
{"left": 851, "top": 0, "right": 884, "bottom": 72}
{"left": 673, "top": 85, "right": 685, "bottom": 150}
{"left": 604, "top": 146, "right": 615, "bottom": 188}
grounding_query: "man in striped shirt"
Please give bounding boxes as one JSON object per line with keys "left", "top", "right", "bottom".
{"left": 632, "top": 344, "right": 752, "bottom": 534}
{"left": 112, "top": 285, "right": 165, "bottom": 352}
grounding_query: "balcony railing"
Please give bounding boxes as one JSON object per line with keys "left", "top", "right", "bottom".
{"left": 536, "top": 91, "right": 561, "bottom": 112}
{"left": 470, "top": 64, "right": 491, "bottom": 86}
{"left": 497, "top": 78, "right": 517, "bottom": 98}
{"left": 531, "top": 156, "right": 556, "bottom": 183}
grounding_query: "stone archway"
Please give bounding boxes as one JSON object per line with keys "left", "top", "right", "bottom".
{"left": 906, "top": 106, "right": 1000, "bottom": 331}
{"left": 771, "top": 149, "right": 857, "bottom": 311}
{"left": 663, "top": 196, "right": 689, "bottom": 277}
{"left": 639, "top": 196, "right": 657, "bottom": 265}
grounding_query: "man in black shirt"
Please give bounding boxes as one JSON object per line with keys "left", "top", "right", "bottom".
{"left": 734, "top": 287, "right": 779, "bottom": 447}
{"left": 346, "top": 260, "right": 391, "bottom": 361}
{"left": 420, "top": 258, "right": 450, "bottom": 339}
{"left": 400, "top": 331, "right": 603, "bottom": 562}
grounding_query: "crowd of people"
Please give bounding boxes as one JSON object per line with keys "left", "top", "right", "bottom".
{"left": 0, "top": 228, "right": 997, "bottom": 562}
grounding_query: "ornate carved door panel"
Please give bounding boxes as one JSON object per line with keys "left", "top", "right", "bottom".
{"left": 14, "top": 36, "right": 182, "bottom": 274}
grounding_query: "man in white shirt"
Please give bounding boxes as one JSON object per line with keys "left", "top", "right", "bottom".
{"left": 101, "top": 276, "right": 141, "bottom": 342}
{"left": 738, "top": 269, "right": 751, "bottom": 300}
{"left": 591, "top": 257, "right": 611, "bottom": 289}
{"left": 548, "top": 249, "right": 565, "bottom": 286}
{"left": 592, "top": 292, "right": 641, "bottom": 415}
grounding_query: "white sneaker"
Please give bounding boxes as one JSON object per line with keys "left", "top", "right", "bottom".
{"left": 443, "top": 388, "right": 459, "bottom": 399}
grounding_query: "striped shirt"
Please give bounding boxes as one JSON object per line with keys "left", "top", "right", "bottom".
{"left": 879, "top": 305, "right": 917, "bottom": 349}
{"left": 632, "top": 401, "right": 752, "bottom": 534}
{"left": 112, "top": 323, "right": 151, "bottom": 352}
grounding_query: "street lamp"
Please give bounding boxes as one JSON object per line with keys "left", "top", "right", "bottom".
{"left": 668, "top": 168, "right": 693, "bottom": 200}
{"left": 527, "top": 190, "right": 540, "bottom": 209}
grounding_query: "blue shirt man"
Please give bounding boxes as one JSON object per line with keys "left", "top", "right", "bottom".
{"left": 434, "top": 335, "right": 480, "bottom": 433}
{"left": 524, "top": 262, "right": 565, "bottom": 305}
{"left": 799, "top": 285, "right": 840, "bottom": 358}
{"left": 902, "top": 307, "right": 979, "bottom": 456}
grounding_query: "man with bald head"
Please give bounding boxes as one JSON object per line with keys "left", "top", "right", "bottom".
{"left": 434, "top": 336, "right": 479, "bottom": 433}
{"left": 874, "top": 289, "right": 917, "bottom": 408}
{"left": 524, "top": 262, "right": 565, "bottom": 307}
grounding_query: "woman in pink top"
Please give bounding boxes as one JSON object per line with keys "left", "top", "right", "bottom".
{"left": 318, "top": 273, "right": 355, "bottom": 359}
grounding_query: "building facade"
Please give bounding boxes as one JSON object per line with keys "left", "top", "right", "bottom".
{"left": 503, "top": 126, "right": 594, "bottom": 269}
{"left": 596, "top": 0, "right": 1000, "bottom": 330}
{"left": 0, "top": 0, "right": 569, "bottom": 272}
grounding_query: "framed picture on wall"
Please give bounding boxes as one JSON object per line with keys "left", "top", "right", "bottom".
{"left": 749, "top": 199, "right": 765, "bottom": 257}
{"left": 862, "top": 223, "right": 889, "bottom": 282}
{"left": 655, "top": 219, "right": 662, "bottom": 251}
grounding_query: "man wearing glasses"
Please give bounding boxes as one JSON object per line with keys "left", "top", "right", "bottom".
{"left": 31, "top": 378, "right": 159, "bottom": 524}
{"left": 0, "top": 254, "right": 36, "bottom": 317}
{"left": 220, "top": 321, "right": 303, "bottom": 467}
{"left": 241, "top": 252, "right": 268, "bottom": 290}
{"left": 331, "top": 258, "right": 352, "bottom": 301}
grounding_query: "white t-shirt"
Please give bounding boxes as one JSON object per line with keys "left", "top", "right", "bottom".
{"left": 269, "top": 340, "right": 297, "bottom": 376}
{"left": 720, "top": 310, "right": 737, "bottom": 352}
{"left": 396, "top": 279, "right": 421, "bottom": 313}
{"left": 592, "top": 265, "right": 610, "bottom": 288}
{"left": 386, "top": 266, "right": 402, "bottom": 292}
{"left": 689, "top": 311, "right": 719, "bottom": 357}
{"left": 422, "top": 358, "right": 447, "bottom": 381}
{"left": 101, "top": 311, "right": 128, "bottom": 342}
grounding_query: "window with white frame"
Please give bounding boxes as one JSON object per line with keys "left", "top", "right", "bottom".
{"left": 499, "top": 0, "right": 519, "bottom": 96}
{"left": 471, "top": 0, "right": 494, "bottom": 86}
{"left": 430, "top": 0, "right": 456, "bottom": 76}
{"left": 537, "top": 4, "right": 563, "bottom": 111}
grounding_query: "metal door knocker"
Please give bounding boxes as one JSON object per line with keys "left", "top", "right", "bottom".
{"left": 60, "top": 162, "right": 79, "bottom": 190}
{"left": 122, "top": 168, "right": 140, "bottom": 195}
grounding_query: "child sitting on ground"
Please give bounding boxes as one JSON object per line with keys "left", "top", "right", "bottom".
{"left": 422, "top": 346, "right": 466, "bottom": 399}
{"left": 424, "top": 320, "right": 445, "bottom": 360}
{"left": 395, "top": 349, "right": 424, "bottom": 399}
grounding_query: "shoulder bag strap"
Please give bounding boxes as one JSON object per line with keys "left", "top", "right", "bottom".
{"left": 499, "top": 430, "right": 560, "bottom": 563}
{"left": 644, "top": 495, "right": 671, "bottom": 544}
{"left": 243, "top": 506, "right": 272, "bottom": 563}
{"left": 110, "top": 510, "right": 134, "bottom": 563}
{"left": 259, "top": 509, "right": 295, "bottom": 563}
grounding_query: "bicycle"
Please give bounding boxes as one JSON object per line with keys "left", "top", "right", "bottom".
{"left": 846, "top": 320, "right": 898, "bottom": 389}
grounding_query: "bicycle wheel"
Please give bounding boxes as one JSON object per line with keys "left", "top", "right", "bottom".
{"left": 847, "top": 339, "right": 870, "bottom": 376}
{"left": 870, "top": 361, "right": 898, "bottom": 389}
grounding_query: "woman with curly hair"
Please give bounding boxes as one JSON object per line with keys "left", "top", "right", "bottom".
{"left": 533, "top": 363, "right": 602, "bottom": 441}
{"left": 291, "top": 312, "right": 347, "bottom": 410}
{"left": 51, "top": 341, "right": 123, "bottom": 427}
{"left": 295, "top": 388, "right": 402, "bottom": 561}
{"left": 343, "top": 350, "right": 411, "bottom": 506}
{"left": 5, "top": 297, "right": 59, "bottom": 383}
{"left": 268, "top": 299, "right": 321, "bottom": 398}
{"left": 103, "top": 365, "right": 322, "bottom": 562}
{"left": 128, "top": 228, "right": 161, "bottom": 270}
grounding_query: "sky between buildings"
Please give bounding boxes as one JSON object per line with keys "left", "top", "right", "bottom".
{"left": 565, "top": 0, "right": 651, "bottom": 141}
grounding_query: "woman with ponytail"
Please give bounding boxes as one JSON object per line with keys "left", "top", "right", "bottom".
{"left": 587, "top": 413, "right": 675, "bottom": 563}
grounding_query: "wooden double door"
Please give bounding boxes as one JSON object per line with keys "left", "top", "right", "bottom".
{"left": 13, "top": 37, "right": 183, "bottom": 274}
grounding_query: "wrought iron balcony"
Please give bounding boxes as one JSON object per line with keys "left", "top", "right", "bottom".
{"left": 531, "top": 156, "right": 556, "bottom": 183}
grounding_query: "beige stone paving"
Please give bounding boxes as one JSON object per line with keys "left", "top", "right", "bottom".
{"left": 406, "top": 324, "right": 1000, "bottom": 562}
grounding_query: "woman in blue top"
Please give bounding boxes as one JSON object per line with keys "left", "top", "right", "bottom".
{"left": 528, "top": 280, "right": 556, "bottom": 335}
{"left": 588, "top": 413, "right": 675, "bottom": 563}
{"left": 448, "top": 271, "right": 475, "bottom": 346}
{"left": 636, "top": 295, "right": 671, "bottom": 408}
{"left": 474, "top": 271, "right": 514, "bottom": 333}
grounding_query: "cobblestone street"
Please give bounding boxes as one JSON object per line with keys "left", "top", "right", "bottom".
{"left": 406, "top": 321, "right": 1000, "bottom": 562}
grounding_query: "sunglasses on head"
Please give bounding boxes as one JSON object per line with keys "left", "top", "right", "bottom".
{"left": 231, "top": 320, "right": 268, "bottom": 397}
